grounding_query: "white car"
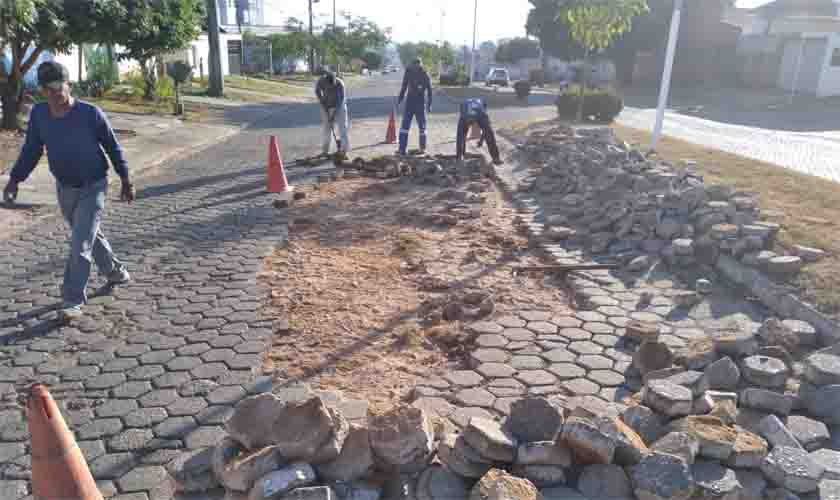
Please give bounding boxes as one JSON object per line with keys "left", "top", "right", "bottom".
{"left": 485, "top": 68, "right": 510, "bottom": 87}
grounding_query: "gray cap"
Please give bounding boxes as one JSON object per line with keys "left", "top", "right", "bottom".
{"left": 37, "top": 61, "right": 69, "bottom": 87}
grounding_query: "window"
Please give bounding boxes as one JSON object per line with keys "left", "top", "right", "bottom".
{"left": 832, "top": 48, "right": 840, "bottom": 67}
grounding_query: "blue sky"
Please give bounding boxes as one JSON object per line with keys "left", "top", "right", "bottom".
{"left": 266, "top": 0, "right": 774, "bottom": 45}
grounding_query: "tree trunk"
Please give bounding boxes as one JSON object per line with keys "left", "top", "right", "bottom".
{"left": 140, "top": 58, "right": 157, "bottom": 101}
{"left": 1, "top": 78, "right": 22, "bottom": 131}
{"left": 576, "top": 50, "right": 589, "bottom": 123}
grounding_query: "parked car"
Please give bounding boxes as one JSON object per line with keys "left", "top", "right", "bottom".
{"left": 485, "top": 68, "right": 510, "bottom": 87}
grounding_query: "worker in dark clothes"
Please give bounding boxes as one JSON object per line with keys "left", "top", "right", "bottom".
{"left": 397, "top": 58, "right": 433, "bottom": 155}
{"left": 314, "top": 70, "right": 350, "bottom": 156}
{"left": 2, "top": 61, "right": 135, "bottom": 322}
{"left": 457, "top": 97, "right": 502, "bottom": 165}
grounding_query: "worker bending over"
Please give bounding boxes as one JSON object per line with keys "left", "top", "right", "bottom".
{"left": 457, "top": 97, "right": 502, "bottom": 165}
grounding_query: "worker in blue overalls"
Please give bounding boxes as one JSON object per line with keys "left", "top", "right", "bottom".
{"left": 457, "top": 97, "right": 503, "bottom": 165}
{"left": 397, "top": 58, "right": 433, "bottom": 155}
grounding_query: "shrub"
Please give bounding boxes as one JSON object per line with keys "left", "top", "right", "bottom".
{"left": 514, "top": 80, "right": 532, "bottom": 100}
{"left": 84, "top": 46, "right": 118, "bottom": 96}
{"left": 555, "top": 86, "right": 623, "bottom": 123}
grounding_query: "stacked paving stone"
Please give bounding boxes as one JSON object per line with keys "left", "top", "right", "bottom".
{"left": 335, "top": 154, "right": 493, "bottom": 186}
{"left": 510, "top": 126, "right": 826, "bottom": 281}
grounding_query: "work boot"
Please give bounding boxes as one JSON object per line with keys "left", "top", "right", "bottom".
{"left": 107, "top": 267, "right": 131, "bottom": 286}
{"left": 58, "top": 304, "right": 83, "bottom": 323}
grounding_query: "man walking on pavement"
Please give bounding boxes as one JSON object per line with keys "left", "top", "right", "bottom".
{"left": 2, "top": 61, "right": 135, "bottom": 323}
{"left": 456, "top": 97, "right": 503, "bottom": 166}
{"left": 315, "top": 70, "right": 350, "bottom": 157}
{"left": 397, "top": 58, "right": 433, "bottom": 155}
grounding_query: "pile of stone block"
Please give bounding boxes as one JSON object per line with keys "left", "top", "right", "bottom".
{"left": 512, "top": 126, "right": 826, "bottom": 279}
{"left": 334, "top": 154, "right": 492, "bottom": 187}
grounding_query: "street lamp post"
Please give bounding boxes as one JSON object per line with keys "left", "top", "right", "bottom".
{"left": 469, "top": 0, "right": 477, "bottom": 85}
{"left": 651, "top": 0, "right": 683, "bottom": 150}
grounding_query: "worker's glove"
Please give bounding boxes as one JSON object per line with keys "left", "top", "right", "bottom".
{"left": 120, "top": 178, "right": 136, "bottom": 203}
{"left": 3, "top": 180, "right": 18, "bottom": 204}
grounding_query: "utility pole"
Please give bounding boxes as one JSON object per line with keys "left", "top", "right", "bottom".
{"left": 438, "top": 9, "right": 445, "bottom": 77}
{"left": 651, "top": 0, "right": 682, "bottom": 150}
{"left": 333, "top": 0, "right": 339, "bottom": 75}
{"left": 469, "top": 0, "right": 477, "bottom": 85}
{"left": 206, "top": 0, "right": 225, "bottom": 97}
{"left": 309, "top": 0, "right": 316, "bottom": 74}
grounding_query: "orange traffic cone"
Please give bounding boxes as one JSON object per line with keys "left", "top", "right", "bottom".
{"left": 469, "top": 123, "right": 482, "bottom": 140}
{"left": 385, "top": 109, "right": 397, "bottom": 144}
{"left": 28, "top": 384, "right": 103, "bottom": 500}
{"left": 267, "top": 136, "right": 292, "bottom": 194}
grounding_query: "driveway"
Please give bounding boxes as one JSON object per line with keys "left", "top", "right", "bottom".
{"left": 619, "top": 86, "right": 840, "bottom": 183}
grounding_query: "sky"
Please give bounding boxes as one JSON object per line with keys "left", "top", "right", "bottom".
{"left": 264, "top": 0, "right": 775, "bottom": 46}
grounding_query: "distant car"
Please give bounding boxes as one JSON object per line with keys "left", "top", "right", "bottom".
{"left": 485, "top": 68, "right": 510, "bottom": 87}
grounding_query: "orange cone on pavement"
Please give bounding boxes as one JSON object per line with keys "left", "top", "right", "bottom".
{"left": 28, "top": 384, "right": 103, "bottom": 500}
{"left": 469, "top": 123, "right": 482, "bottom": 140}
{"left": 385, "top": 109, "right": 397, "bottom": 144}
{"left": 267, "top": 136, "right": 292, "bottom": 193}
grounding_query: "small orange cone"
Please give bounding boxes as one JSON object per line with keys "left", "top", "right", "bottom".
{"left": 469, "top": 123, "right": 482, "bottom": 140}
{"left": 28, "top": 384, "right": 103, "bottom": 500}
{"left": 267, "top": 136, "right": 292, "bottom": 194}
{"left": 385, "top": 109, "right": 398, "bottom": 144}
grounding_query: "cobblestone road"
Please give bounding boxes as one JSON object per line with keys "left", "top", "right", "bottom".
{"left": 0, "top": 75, "right": 555, "bottom": 499}
{"left": 619, "top": 107, "right": 840, "bottom": 184}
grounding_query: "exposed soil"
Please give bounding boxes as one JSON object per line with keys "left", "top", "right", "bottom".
{"left": 260, "top": 169, "right": 570, "bottom": 410}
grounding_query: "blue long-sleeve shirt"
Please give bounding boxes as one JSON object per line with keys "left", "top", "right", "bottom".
{"left": 399, "top": 66, "right": 432, "bottom": 107}
{"left": 10, "top": 101, "right": 129, "bottom": 186}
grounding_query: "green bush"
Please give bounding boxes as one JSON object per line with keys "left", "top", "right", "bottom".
{"left": 83, "top": 46, "right": 118, "bottom": 97}
{"left": 121, "top": 69, "right": 175, "bottom": 100}
{"left": 514, "top": 80, "right": 532, "bottom": 99}
{"left": 555, "top": 86, "right": 623, "bottom": 123}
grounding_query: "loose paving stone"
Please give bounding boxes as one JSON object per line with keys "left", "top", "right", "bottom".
{"left": 804, "top": 353, "right": 840, "bottom": 386}
{"left": 643, "top": 380, "right": 693, "bottom": 417}
{"left": 665, "top": 370, "right": 710, "bottom": 397}
{"left": 455, "top": 388, "right": 496, "bottom": 408}
{"left": 569, "top": 341, "right": 604, "bottom": 355}
{"left": 559, "top": 328, "right": 593, "bottom": 342}
{"left": 810, "top": 449, "right": 840, "bottom": 480}
{"left": 705, "top": 357, "right": 741, "bottom": 390}
{"left": 742, "top": 355, "right": 790, "bottom": 388}
{"left": 762, "top": 446, "right": 825, "bottom": 493}
{"left": 463, "top": 417, "right": 517, "bottom": 462}
{"left": 450, "top": 407, "right": 497, "bottom": 429}
{"left": 561, "top": 378, "right": 600, "bottom": 396}
{"left": 760, "top": 414, "right": 805, "bottom": 450}
{"left": 446, "top": 370, "right": 484, "bottom": 388}
{"left": 510, "top": 355, "right": 546, "bottom": 370}
{"left": 577, "top": 354, "right": 614, "bottom": 371}
{"left": 787, "top": 416, "right": 830, "bottom": 452}
{"left": 631, "top": 452, "right": 696, "bottom": 500}
{"left": 588, "top": 370, "right": 626, "bottom": 387}
{"left": 692, "top": 461, "right": 742, "bottom": 500}
{"left": 741, "top": 388, "right": 793, "bottom": 416}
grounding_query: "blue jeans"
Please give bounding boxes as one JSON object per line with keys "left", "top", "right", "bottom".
{"left": 399, "top": 101, "right": 427, "bottom": 154}
{"left": 56, "top": 178, "right": 124, "bottom": 307}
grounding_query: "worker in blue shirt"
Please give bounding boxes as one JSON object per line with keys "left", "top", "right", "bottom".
{"left": 2, "top": 61, "right": 135, "bottom": 323}
{"left": 397, "top": 58, "right": 433, "bottom": 155}
{"left": 457, "top": 97, "right": 503, "bottom": 165}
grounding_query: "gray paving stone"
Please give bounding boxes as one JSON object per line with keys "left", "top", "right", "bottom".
{"left": 209, "top": 335, "right": 244, "bottom": 348}
{"left": 471, "top": 348, "right": 510, "bottom": 364}
{"left": 116, "top": 466, "right": 170, "bottom": 493}
{"left": 517, "top": 370, "right": 557, "bottom": 386}
{"left": 152, "top": 371, "right": 192, "bottom": 389}
{"left": 139, "top": 350, "right": 176, "bottom": 365}
{"left": 77, "top": 418, "right": 124, "bottom": 440}
{"left": 527, "top": 322, "right": 558, "bottom": 335}
{"left": 116, "top": 344, "right": 150, "bottom": 358}
{"left": 124, "top": 407, "right": 169, "bottom": 428}
{"left": 588, "top": 370, "right": 626, "bottom": 387}
{"left": 548, "top": 363, "right": 587, "bottom": 380}
{"left": 153, "top": 416, "right": 198, "bottom": 439}
{"left": 95, "top": 400, "right": 139, "bottom": 419}
{"left": 445, "top": 370, "right": 484, "bottom": 388}
{"left": 521, "top": 311, "right": 552, "bottom": 322}
{"left": 469, "top": 321, "right": 504, "bottom": 335}
{"left": 177, "top": 343, "right": 212, "bottom": 356}
{"left": 476, "top": 363, "right": 517, "bottom": 378}
{"left": 562, "top": 378, "right": 601, "bottom": 396}
{"left": 108, "top": 428, "right": 155, "bottom": 452}
{"left": 139, "top": 389, "right": 179, "bottom": 408}
{"left": 60, "top": 365, "right": 101, "bottom": 381}
{"left": 542, "top": 349, "right": 576, "bottom": 363}
{"left": 498, "top": 316, "right": 526, "bottom": 328}
{"left": 184, "top": 426, "right": 226, "bottom": 449}
{"left": 167, "top": 397, "right": 209, "bottom": 417}
{"left": 0, "top": 442, "right": 25, "bottom": 463}
{"left": 455, "top": 388, "right": 496, "bottom": 408}
{"left": 112, "top": 381, "right": 153, "bottom": 399}
{"left": 510, "top": 355, "right": 546, "bottom": 370}
{"left": 190, "top": 363, "right": 229, "bottom": 379}
{"left": 206, "top": 385, "right": 246, "bottom": 405}
{"left": 568, "top": 341, "right": 604, "bottom": 355}
{"left": 475, "top": 334, "right": 508, "bottom": 348}
{"left": 503, "top": 328, "right": 537, "bottom": 342}
{"left": 583, "top": 322, "right": 615, "bottom": 335}
{"left": 558, "top": 328, "right": 592, "bottom": 342}
{"left": 451, "top": 407, "right": 497, "bottom": 428}
{"left": 178, "top": 380, "right": 219, "bottom": 397}
{"left": 551, "top": 316, "right": 583, "bottom": 328}
{"left": 127, "top": 365, "right": 166, "bottom": 381}
{"left": 577, "top": 311, "right": 607, "bottom": 323}
{"left": 577, "top": 355, "right": 614, "bottom": 371}
{"left": 227, "top": 354, "right": 260, "bottom": 370}
{"left": 89, "top": 453, "right": 140, "bottom": 480}
{"left": 591, "top": 334, "right": 620, "bottom": 348}
{"left": 233, "top": 341, "right": 265, "bottom": 354}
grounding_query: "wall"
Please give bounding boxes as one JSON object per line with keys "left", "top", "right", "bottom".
{"left": 164, "top": 33, "right": 239, "bottom": 78}
{"left": 817, "top": 34, "right": 840, "bottom": 96}
{"left": 779, "top": 36, "right": 828, "bottom": 94}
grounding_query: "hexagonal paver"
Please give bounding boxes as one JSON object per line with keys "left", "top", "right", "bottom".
{"left": 178, "top": 380, "right": 219, "bottom": 397}
{"left": 117, "top": 465, "right": 169, "bottom": 493}
{"left": 510, "top": 355, "right": 546, "bottom": 371}
{"left": 583, "top": 323, "right": 615, "bottom": 335}
{"left": 469, "top": 321, "right": 504, "bottom": 335}
{"left": 503, "top": 328, "right": 537, "bottom": 341}
{"left": 152, "top": 372, "right": 192, "bottom": 389}
{"left": 124, "top": 408, "right": 169, "bottom": 428}
{"left": 476, "top": 334, "right": 508, "bottom": 348}
{"left": 139, "top": 389, "right": 179, "bottom": 408}
{"left": 95, "top": 400, "right": 138, "bottom": 419}
{"left": 542, "top": 349, "right": 576, "bottom": 363}
{"left": 127, "top": 365, "right": 166, "bottom": 381}
{"left": 167, "top": 397, "right": 209, "bottom": 417}
{"left": 228, "top": 355, "right": 260, "bottom": 370}
{"left": 559, "top": 328, "right": 593, "bottom": 342}
{"left": 576, "top": 311, "right": 607, "bottom": 323}
{"left": 562, "top": 378, "right": 601, "bottom": 396}
{"left": 451, "top": 407, "right": 497, "bottom": 428}
{"left": 516, "top": 370, "right": 557, "bottom": 386}
{"left": 608, "top": 316, "right": 631, "bottom": 328}
{"left": 60, "top": 365, "right": 100, "bottom": 381}
{"left": 166, "top": 356, "right": 203, "bottom": 372}
{"left": 604, "top": 348, "right": 633, "bottom": 363}
{"left": 551, "top": 316, "right": 583, "bottom": 328}
{"left": 568, "top": 341, "right": 604, "bottom": 356}
{"left": 185, "top": 426, "right": 227, "bottom": 449}
{"left": 445, "top": 370, "right": 484, "bottom": 388}
{"left": 206, "top": 386, "right": 246, "bottom": 406}
{"left": 116, "top": 344, "right": 151, "bottom": 358}
{"left": 153, "top": 416, "right": 198, "bottom": 439}
{"left": 112, "top": 381, "right": 153, "bottom": 399}
{"left": 527, "top": 322, "right": 558, "bottom": 335}
{"left": 139, "top": 350, "right": 176, "bottom": 365}
{"left": 630, "top": 312, "right": 663, "bottom": 323}
{"left": 77, "top": 418, "right": 124, "bottom": 440}
{"left": 196, "top": 405, "right": 235, "bottom": 425}
{"left": 190, "top": 363, "right": 228, "bottom": 379}
{"left": 177, "top": 343, "right": 212, "bottom": 356}
{"left": 476, "top": 363, "right": 517, "bottom": 379}
{"left": 520, "top": 311, "right": 552, "bottom": 322}
{"left": 89, "top": 452, "right": 139, "bottom": 480}
{"left": 588, "top": 370, "right": 626, "bottom": 387}
{"left": 85, "top": 373, "right": 127, "bottom": 390}
{"left": 108, "top": 429, "right": 155, "bottom": 452}
{"left": 547, "top": 363, "right": 587, "bottom": 381}
{"left": 209, "top": 335, "right": 243, "bottom": 348}
{"left": 471, "top": 348, "right": 510, "bottom": 364}
{"left": 497, "top": 316, "right": 526, "bottom": 328}
{"left": 598, "top": 306, "right": 627, "bottom": 317}
{"left": 493, "top": 397, "right": 519, "bottom": 415}
{"left": 455, "top": 388, "right": 496, "bottom": 408}
{"left": 577, "top": 355, "right": 614, "bottom": 371}
{"left": 592, "top": 335, "right": 620, "bottom": 348}
{"left": 589, "top": 296, "right": 620, "bottom": 307}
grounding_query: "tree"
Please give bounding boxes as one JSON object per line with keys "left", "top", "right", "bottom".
{"left": 118, "top": 0, "right": 204, "bottom": 101}
{"left": 323, "top": 14, "right": 389, "bottom": 72}
{"left": 361, "top": 50, "right": 382, "bottom": 69}
{"left": 0, "top": 0, "right": 124, "bottom": 130}
{"left": 268, "top": 17, "right": 310, "bottom": 71}
{"left": 564, "top": 0, "right": 648, "bottom": 120}
{"left": 496, "top": 37, "right": 540, "bottom": 63}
